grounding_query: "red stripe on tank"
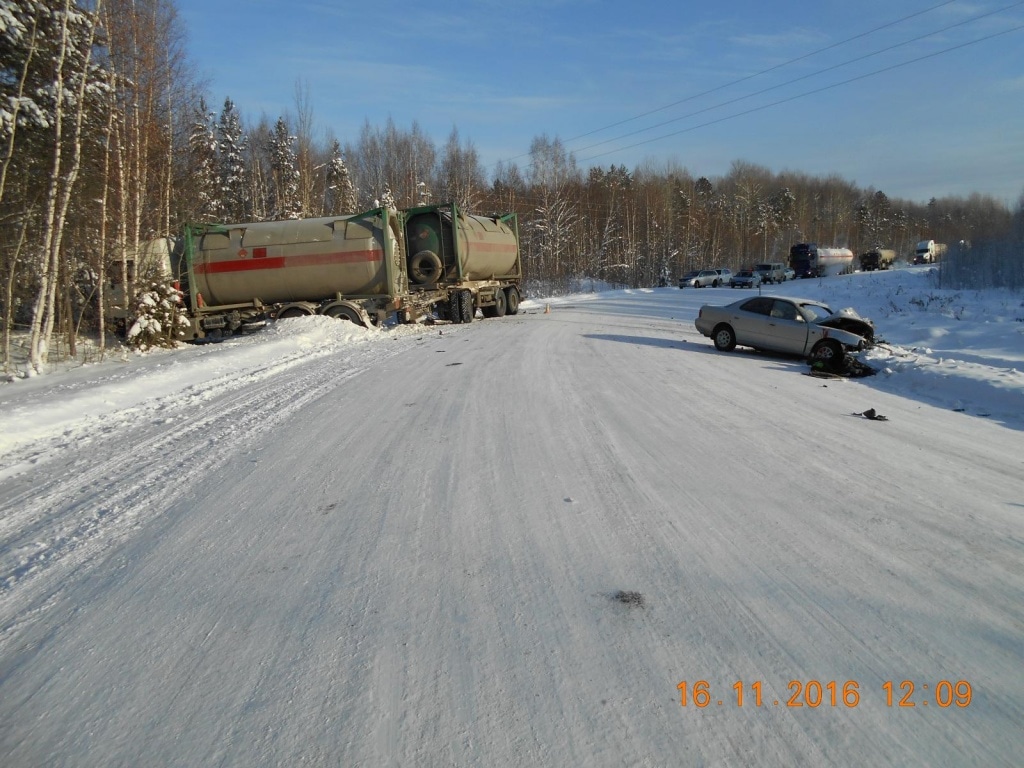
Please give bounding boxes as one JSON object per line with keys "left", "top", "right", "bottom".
{"left": 467, "top": 243, "right": 518, "bottom": 253}
{"left": 195, "top": 248, "right": 383, "bottom": 274}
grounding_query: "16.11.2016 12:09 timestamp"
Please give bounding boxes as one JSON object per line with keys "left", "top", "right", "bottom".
{"left": 677, "top": 680, "right": 973, "bottom": 708}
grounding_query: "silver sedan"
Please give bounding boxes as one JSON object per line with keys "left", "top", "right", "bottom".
{"left": 694, "top": 295, "right": 874, "bottom": 368}
{"left": 679, "top": 269, "right": 722, "bottom": 288}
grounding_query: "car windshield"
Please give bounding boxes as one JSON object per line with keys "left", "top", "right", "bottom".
{"left": 799, "top": 302, "right": 834, "bottom": 322}
{"left": 683, "top": 271, "right": 699, "bottom": 278}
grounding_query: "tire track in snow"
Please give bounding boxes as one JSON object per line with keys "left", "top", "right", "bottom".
{"left": 0, "top": 331, "right": 420, "bottom": 652}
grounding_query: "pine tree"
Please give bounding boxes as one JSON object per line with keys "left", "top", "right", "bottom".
{"left": 187, "top": 97, "right": 219, "bottom": 222}
{"left": 324, "top": 138, "right": 357, "bottom": 214}
{"left": 268, "top": 116, "right": 300, "bottom": 219}
{"left": 124, "top": 280, "right": 189, "bottom": 349}
{"left": 217, "top": 97, "right": 247, "bottom": 221}
{"left": 378, "top": 183, "right": 396, "bottom": 210}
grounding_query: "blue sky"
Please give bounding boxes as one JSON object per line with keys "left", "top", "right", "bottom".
{"left": 177, "top": 0, "right": 1024, "bottom": 205}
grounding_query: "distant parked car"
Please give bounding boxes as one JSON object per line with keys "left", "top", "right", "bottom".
{"left": 784, "top": 267, "right": 796, "bottom": 281}
{"left": 694, "top": 295, "right": 875, "bottom": 370}
{"left": 679, "top": 269, "right": 721, "bottom": 288}
{"left": 729, "top": 269, "right": 761, "bottom": 289}
{"left": 715, "top": 268, "right": 733, "bottom": 285}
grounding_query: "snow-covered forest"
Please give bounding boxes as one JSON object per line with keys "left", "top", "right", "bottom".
{"left": 2, "top": 0, "right": 1023, "bottom": 378}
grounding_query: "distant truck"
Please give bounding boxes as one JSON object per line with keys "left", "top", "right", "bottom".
{"left": 859, "top": 248, "right": 896, "bottom": 271}
{"left": 913, "top": 240, "right": 947, "bottom": 264}
{"left": 788, "top": 243, "right": 854, "bottom": 278}
{"left": 106, "top": 237, "right": 175, "bottom": 334}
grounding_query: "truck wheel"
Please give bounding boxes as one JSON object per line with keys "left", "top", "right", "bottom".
{"left": 459, "top": 290, "right": 474, "bottom": 323}
{"left": 409, "top": 250, "right": 443, "bottom": 284}
{"left": 277, "top": 308, "right": 306, "bottom": 319}
{"left": 325, "top": 305, "right": 364, "bottom": 326}
{"left": 712, "top": 324, "right": 736, "bottom": 352}
{"left": 809, "top": 339, "right": 844, "bottom": 372}
{"left": 505, "top": 287, "right": 521, "bottom": 315}
{"left": 448, "top": 294, "right": 462, "bottom": 324}
{"left": 492, "top": 288, "right": 507, "bottom": 317}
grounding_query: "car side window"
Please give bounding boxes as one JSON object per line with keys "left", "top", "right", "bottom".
{"left": 740, "top": 297, "right": 773, "bottom": 315}
{"left": 771, "top": 300, "right": 798, "bottom": 320}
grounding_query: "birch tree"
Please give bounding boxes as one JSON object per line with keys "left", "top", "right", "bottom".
{"left": 292, "top": 79, "right": 316, "bottom": 217}
{"left": 27, "top": 0, "right": 104, "bottom": 373}
{"left": 526, "top": 135, "right": 581, "bottom": 290}
{"left": 1, "top": 0, "right": 43, "bottom": 370}
{"left": 436, "top": 127, "right": 485, "bottom": 212}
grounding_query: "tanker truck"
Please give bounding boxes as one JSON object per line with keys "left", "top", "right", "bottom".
{"left": 788, "top": 243, "right": 854, "bottom": 278}
{"left": 859, "top": 248, "right": 896, "bottom": 271}
{"left": 172, "top": 203, "right": 522, "bottom": 340}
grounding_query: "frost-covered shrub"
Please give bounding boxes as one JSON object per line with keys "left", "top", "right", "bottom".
{"left": 125, "top": 282, "right": 190, "bottom": 350}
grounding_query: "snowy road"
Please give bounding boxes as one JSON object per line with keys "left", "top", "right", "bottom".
{"left": 1, "top": 287, "right": 1022, "bottom": 766}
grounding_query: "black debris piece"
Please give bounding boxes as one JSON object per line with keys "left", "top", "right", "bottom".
{"left": 809, "top": 354, "right": 878, "bottom": 378}
{"left": 854, "top": 408, "right": 888, "bottom": 421}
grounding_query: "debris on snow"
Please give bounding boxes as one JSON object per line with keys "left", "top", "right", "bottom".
{"left": 853, "top": 409, "right": 888, "bottom": 421}
{"left": 612, "top": 590, "right": 645, "bottom": 607}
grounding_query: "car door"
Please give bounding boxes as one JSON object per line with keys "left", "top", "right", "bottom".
{"left": 763, "top": 298, "right": 810, "bottom": 353}
{"left": 733, "top": 296, "right": 773, "bottom": 347}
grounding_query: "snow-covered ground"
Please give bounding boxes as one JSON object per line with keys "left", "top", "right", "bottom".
{"left": 1, "top": 266, "right": 1022, "bottom": 766}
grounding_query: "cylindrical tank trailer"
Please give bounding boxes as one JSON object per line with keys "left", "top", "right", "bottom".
{"left": 173, "top": 203, "right": 522, "bottom": 340}
{"left": 188, "top": 212, "right": 404, "bottom": 307}
{"left": 404, "top": 206, "right": 521, "bottom": 285}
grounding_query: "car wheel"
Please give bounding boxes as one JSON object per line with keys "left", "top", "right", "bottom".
{"left": 712, "top": 323, "right": 736, "bottom": 352}
{"left": 809, "top": 339, "right": 844, "bottom": 372}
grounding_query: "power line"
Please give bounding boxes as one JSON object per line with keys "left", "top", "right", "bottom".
{"left": 571, "top": 1, "right": 1024, "bottom": 158}
{"left": 578, "top": 22, "right": 1024, "bottom": 164}
{"left": 563, "top": 0, "right": 958, "bottom": 146}
{"left": 497, "top": 1, "right": 959, "bottom": 167}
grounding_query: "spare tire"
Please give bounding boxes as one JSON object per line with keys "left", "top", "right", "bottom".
{"left": 409, "top": 250, "right": 443, "bottom": 284}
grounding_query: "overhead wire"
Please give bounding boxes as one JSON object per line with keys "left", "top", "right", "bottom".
{"left": 562, "top": 0, "right": 958, "bottom": 146}
{"left": 578, "top": 20, "right": 1024, "bottom": 163}
{"left": 571, "top": 1, "right": 1024, "bottom": 158}
{"left": 493, "top": 1, "right": 1024, "bottom": 171}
